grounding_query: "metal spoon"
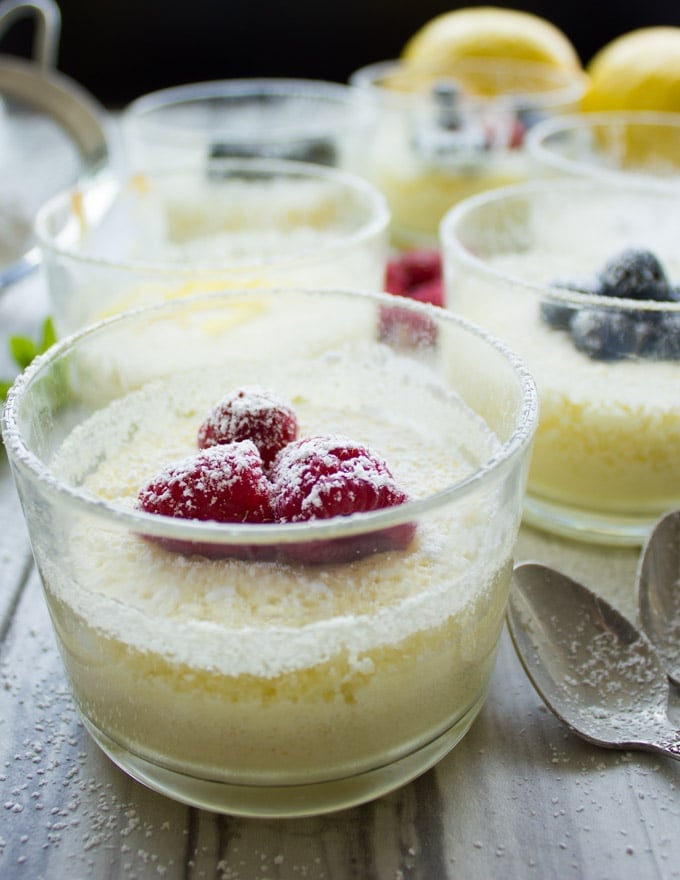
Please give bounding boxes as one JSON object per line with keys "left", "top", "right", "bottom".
{"left": 507, "top": 562, "right": 680, "bottom": 760}
{"left": 637, "top": 509, "right": 680, "bottom": 687}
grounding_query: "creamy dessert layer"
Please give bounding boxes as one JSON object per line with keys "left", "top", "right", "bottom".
{"left": 45, "top": 344, "right": 514, "bottom": 781}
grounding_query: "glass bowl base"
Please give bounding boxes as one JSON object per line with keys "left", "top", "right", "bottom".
{"left": 523, "top": 493, "right": 666, "bottom": 546}
{"left": 81, "top": 691, "right": 488, "bottom": 818}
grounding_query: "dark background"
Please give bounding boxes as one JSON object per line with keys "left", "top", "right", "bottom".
{"left": 2, "top": 0, "right": 680, "bottom": 108}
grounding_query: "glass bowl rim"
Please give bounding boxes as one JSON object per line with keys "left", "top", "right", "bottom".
{"left": 440, "top": 177, "right": 680, "bottom": 313}
{"left": 349, "top": 57, "right": 588, "bottom": 111}
{"left": 2, "top": 286, "right": 538, "bottom": 546}
{"left": 33, "top": 157, "right": 390, "bottom": 275}
{"left": 123, "top": 76, "right": 375, "bottom": 136}
{"left": 526, "top": 109, "right": 680, "bottom": 182}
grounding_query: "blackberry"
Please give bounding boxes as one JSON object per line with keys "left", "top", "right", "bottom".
{"left": 651, "top": 312, "right": 680, "bottom": 360}
{"left": 541, "top": 249, "right": 680, "bottom": 362}
{"left": 209, "top": 137, "right": 337, "bottom": 166}
{"left": 596, "top": 248, "right": 672, "bottom": 302}
{"left": 539, "top": 277, "right": 595, "bottom": 331}
{"left": 569, "top": 309, "right": 638, "bottom": 361}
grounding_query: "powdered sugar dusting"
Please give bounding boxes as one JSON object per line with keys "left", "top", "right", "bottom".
{"left": 197, "top": 385, "right": 297, "bottom": 465}
{"left": 270, "top": 434, "right": 408, "bottom": 522}
{"left": 136, "top": 440, "right": 273, "bottom": 524}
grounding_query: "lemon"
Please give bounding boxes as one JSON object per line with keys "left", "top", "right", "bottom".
{"left": 401, "top": 6, "right": 582, "bottom": 72}
{"left": 583, "top": 27, "right": 680, "bottom": 113}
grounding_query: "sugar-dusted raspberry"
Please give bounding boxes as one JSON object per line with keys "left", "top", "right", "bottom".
{"left": 382, "top": 248, "right": 442, "bottom": 348}
{"left": 385, "top": 249, "right": 442, "bottom": 294}
{"left": 197, "top": 386, "right": 298, "bottom": 466}
{"left": 270, "top": 435, "right": 416, "bottom": 563}
{"left": 136, "top": 441, "right": 273, "bottom": 557}
{"left": 378, "top": 303, "right": 438, "bottom": 349}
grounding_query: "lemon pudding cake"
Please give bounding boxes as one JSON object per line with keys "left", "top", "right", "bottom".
{"left": 37, "top": 162, "right": 388, "bottom": 335}
{"left": 451, "top": 244, "right": 680, "bottom": 527}
{"left": 39, "top": 336, "right": 520, "bottom": 813}
{"left": 350, "top": 7, "right": 585, "bottom": 245}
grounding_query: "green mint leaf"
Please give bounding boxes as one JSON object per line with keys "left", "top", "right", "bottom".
{"left": 2, "top": 316, "right": 58, "bottom": 402}
{"left": 9, "top": 335, "right": 37, "bottom": 370}
{"left": 40, "top": 317, "right": 56, "bottom": 352}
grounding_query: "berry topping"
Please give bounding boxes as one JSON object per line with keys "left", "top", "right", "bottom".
{"left": 137, "top": 441, "right": 273, "bottom": 524}
{"left": 541, "top": 278, "right": 595, "bottom": 330}
{"left": 136, "top": 441, "right": 273, "bottom": 557}
{"left": 270, "top": 435, "right": 416, "bottom": 564}
{"left": 385, "top": 260, "right": 410, "bottom": 297}
{"left": 408, "top": 278, "right": 445, "bottom": 308}
{"left": 197, "top": 386, "right": 298, "bottom": 466}
{"left": 569, "top": 309, "right": 638, "bottom": 360}
{"left": 378, "top": 303, "right": 438, "bottom": 349}
{"left": 655, "top": 313, "right": 680, "bottom": 359}
{"left": 137, "top": 398, "right": 416, "bottom": 564}
{"left": 597, "top": 248, "right": 672, "bottom": 302}
{"left": 539, "top": 298, "right": 575, "bottom": 332}
{"left": 381, "top": 248, "right": 444, "bottom": 349}
{"left": 540, "top": 277, "right": 598, "bottom": 330}
{"left": 540, "top": 249, "right": 680, "bottom": 361}
{"left": 385, "top": 249, "right": 442, "bottom": 297}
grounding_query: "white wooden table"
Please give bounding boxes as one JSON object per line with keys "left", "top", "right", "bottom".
{"left": 1, "top": 271, "right": 679, "bottom": 880}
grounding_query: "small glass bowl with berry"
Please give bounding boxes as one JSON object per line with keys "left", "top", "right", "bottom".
{"left": 441, "top": 178, "right": 680, "bottom": 545}
{"left": 34, "top": 156, "right": 389, "bottom": 336}
{"left": 2, "top": 286, "right": 537, "bottom": 817}
{"left": 349, "top": 57, "right": 586, "bottom": 247}
{"left": 121, "top": 78, "right": 375, "bottom": 174}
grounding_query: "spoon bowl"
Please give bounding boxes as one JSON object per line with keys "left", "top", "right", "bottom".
{"left": 508, "top": 562, "right": 680, "bottom": 759}
{"left": 637, "top": 509, "right": 680, "bottom": 686}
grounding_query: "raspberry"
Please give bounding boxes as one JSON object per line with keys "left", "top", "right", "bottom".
{"left": 197, "top": 386, "right": 298, "bottom": 466}
{"left": 408, "top": 278, "right": 445, "bottom": 308}
{"left": 136, "top": 441, "right": 273, "bottom": 558}
{"left": 378, "top": 303, "right": 438, "bottom": 349}
{"left": 270, "top": 435, "right": 416, "bottom": 564}
{"left": 508, "top": 117, "right": 526, "bottom": 149}
{"left": 382, "top": 249, "right": 443, "bottom": 348}
{"left": 385, "top": 259, "right": 410, "bottom": 296}
{"left": 385, "top": 248, "right": 443, "bottom": 297}
{"left": 396, "top": 249, "right": 443, "bottom": 289}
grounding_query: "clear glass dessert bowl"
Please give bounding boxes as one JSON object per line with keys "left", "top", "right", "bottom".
{"left": 120, "top": 78, "right": 375, "bottom": 174}
{"left": 349, "top": 57, "right": 587, "bottom": 247}
{"left": 441, "top": 179, "right": 680, "bottom": 545}
{"left": 34, "top": 157, "right": 389, "bottom": 335}
{"left": 526, "top": 111, "right": 680, "bottom": 185}
{"left": 1, "top": 287, "right": 537, "bottom": 817}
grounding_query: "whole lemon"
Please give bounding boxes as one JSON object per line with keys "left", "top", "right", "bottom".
{"left": 401, "top": 6, "right": 582, "bottom": 72}
{"left": 584, "top": 27, "right": 680, "bottom": 113}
